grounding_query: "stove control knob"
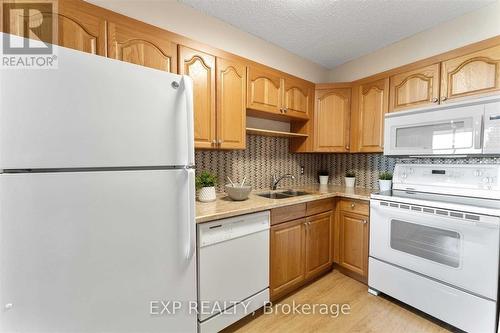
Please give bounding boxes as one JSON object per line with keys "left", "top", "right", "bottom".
{"left": 475, "top": 170, "right": 484, "bottom": 177}
{"left": 483, "top": 177, "right": 490, "bottom": 184}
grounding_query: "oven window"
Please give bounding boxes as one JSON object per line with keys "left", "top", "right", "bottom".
{"left": 395, "top": 120, "right": 473, "bottom": 150}
{"left": 390, "top": 220, "right": 460, "bottom": 268}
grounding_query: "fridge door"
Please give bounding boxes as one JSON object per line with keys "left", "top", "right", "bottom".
{"left": 0, "top": 169, "right": 197, "bottom": 332}
{"left": 0, "top": 34, "right": 194, "bottom": 169}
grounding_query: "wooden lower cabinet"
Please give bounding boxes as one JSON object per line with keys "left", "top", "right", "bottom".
{"left": 270, "top": 202, "right": 333, "bottom": 301}
{"left": 304, "top": 212, "right": 332, "bottom": 279}
{"left": 270, "top": 218, "right": 306, "bottom": 300}
{"left": 337, "top": 209, "right": 369, "bottom": 280}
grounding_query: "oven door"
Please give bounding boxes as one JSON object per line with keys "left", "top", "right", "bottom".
{"left": 384, "top": 104, "right": 484, "bottom": 156}
{"left": 370, "top": 199, "right": 499, "bottom": 300}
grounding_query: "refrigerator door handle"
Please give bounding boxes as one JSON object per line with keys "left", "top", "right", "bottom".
{"left": 185, "top": 168, "right": 196, "bottom": 260}
{"left": 182, "top": 76, "right": 195, "bottom": 166}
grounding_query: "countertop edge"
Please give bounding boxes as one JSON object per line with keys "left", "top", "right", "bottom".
{"left": 196, "top": 189, "right": 372, "bottom": 224}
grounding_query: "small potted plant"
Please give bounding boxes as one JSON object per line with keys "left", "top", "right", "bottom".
{"left": 196, "top": 171, "right": 217, "bottom": 202}
{"left": 379, "top": 171, "right": 393, "bottom": 192}
{"left": 318, "top": 170, "right": 329, "bottom": 185}
{"left": 345, "top": 171, "right": 356, "bottom": 187}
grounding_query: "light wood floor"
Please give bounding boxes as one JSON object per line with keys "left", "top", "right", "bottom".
{"left": 228, "top": 271, "right": 456, "bottom": 333}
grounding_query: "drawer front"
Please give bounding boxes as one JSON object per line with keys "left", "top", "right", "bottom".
{"left": 271, "top": 203, "right": 306, "bottom": 225}
{"left": 306, "top": 198, "right": 334, "bottom": 216}
{"left": 339, "top": 199, "right": 369, "bottom": 215}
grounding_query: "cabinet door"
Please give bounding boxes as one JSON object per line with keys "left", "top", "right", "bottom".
{"left": 270, "top": 218, "right": 305, "bottom": 300}
{"left": 389, "top": 64, "right": 440, "bottom": 112}
{"left": 339, "top": 211, "right": 369, "bottom": 278}
{"left": 216, "top": 57, "right": 246, "bottom": 150}
{"left": 313, "top": 88, "right": 351, "bottom": 152}
{"left": 107, "top": 18, "right": 177, "bottom": 72}
{"left": 246, "top": 66, "right": 282, "bottom": 115}
{"left": 178, "top": 46, "right": 216, "bottom": 149}
{"left": 283, "top": 77, "right": 312, "bottom": 119}
{"left": 352, "top": 78, "right": 389, "bottom": 153}
{"left": 305, "top": 212, "right": 332, "bottom": 279}
{"left": 441, "top": 45, "right": 500, "bottom": 103}
{"left": 2, "top": 0, "right": 106, "bottom": 55}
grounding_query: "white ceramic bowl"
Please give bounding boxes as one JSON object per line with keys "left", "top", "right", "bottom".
{"left": 225, "top": 184, "right": 252, "bottom": 201}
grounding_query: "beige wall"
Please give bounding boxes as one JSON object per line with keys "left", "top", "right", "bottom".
{"left": 85, "top": 0, "right": 329, "bottom": 83}
{"left": 327, "top": 1, "right": 500, "bottom": 82}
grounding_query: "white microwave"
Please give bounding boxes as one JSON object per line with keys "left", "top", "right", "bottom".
{"left": 384, "top": 96, "right": 500, "bottom": 156}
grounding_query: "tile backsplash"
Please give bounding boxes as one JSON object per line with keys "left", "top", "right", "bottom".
{"left": 195, "top": 135, "right": 500, "bottom": 192}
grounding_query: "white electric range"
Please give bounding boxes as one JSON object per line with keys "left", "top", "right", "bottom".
{"left": 369, "top": 163, "right": 500, "bottom": 333}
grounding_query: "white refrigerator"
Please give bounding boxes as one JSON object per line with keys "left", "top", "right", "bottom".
{"left": 0, "top": 34, "right": 197, "bottom": 332}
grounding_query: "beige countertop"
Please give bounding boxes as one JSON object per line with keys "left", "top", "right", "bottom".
{"left": 196, "top": 185, "right": 374, "bottom": 223}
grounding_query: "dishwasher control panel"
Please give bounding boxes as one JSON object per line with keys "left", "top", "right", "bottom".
{"left": 198, "top": 211, "right": 270, "bottom": 247}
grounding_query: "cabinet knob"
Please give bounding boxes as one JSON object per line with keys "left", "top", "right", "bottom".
{"left": 362, "top": 220, "right": 368, "bottom": 224}
{"left": 351, "top": 203, "right": 355, "bottom": 208}
{"left": 279, "top": 108, "right": 283, "bottom": 113}
{"left": 441, "top": 96, "right": 448, "bottom": 102}
{"left": 211, "top": 140, "right": 217, "bottom": 145}
{"left": 218, "top": 139, "right": 223, "bottom": 145}
{"left": 345, "top": 145, "right": 350, "bottom": 150}
{"left": 431, "top": 97, "right": 439, "bottom": 103}
{"left": 284, "top": 108, "right": 288, "bottom": 113}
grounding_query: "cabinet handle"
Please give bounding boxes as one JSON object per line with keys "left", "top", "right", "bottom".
{"left": 441, "top": 96, "right": 448, "bottom": 102}
{"left": 284, "top": 108, "right": 288, "bottom": 113}
{"left": 279, "top": 108, "right": 283, "bottom": 113}
{"left": 431, "top": 97, "right": 439, "bottom": 103}
{"left": 351, "top": 203, "right": 355, "bottom": 208}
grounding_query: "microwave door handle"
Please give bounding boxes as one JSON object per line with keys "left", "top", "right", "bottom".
{"left": 474, "top": 115, "right": 483, "bottom": 150}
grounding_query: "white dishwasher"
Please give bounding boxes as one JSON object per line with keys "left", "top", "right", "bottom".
{"left": 197, "top": 211, "right": 270, "bottom": 333}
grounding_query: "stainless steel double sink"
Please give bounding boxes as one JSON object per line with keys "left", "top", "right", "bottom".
{"left": 256, "top": 189, "right": 311, "bottom": 199}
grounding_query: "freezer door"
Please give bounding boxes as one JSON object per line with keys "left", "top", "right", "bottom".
{"left": 0, "top": 34, "right": 194, "bottom": 169}
{"left": 0, "top": 170, "right": 197, "bottom": 332}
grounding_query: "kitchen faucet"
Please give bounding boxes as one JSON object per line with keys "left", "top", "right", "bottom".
{"left": 272, "top": 173, "right": 295, "bottom": 190}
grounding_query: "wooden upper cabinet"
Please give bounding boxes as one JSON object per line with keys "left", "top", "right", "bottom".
{"left": 270, "top": 218, "right": 306, "bottom": 300}
{"left": 313, "top": 88, "right": 351, "bottom": 152}
{"left": 338, "top": 211, "right": 369, "bottom": 278}
{"left": 247, "top": 66, "right": 282, "bottom": 115}
{"left": 178, "top": 46, "right": 216, "bottom": 149}
{"left": 107, "top": 17, "right": 177, "bottom": 72}
{"left": 2, "top": 0, "right": 106, "bottom": 55}
{"left": 305, "top": 212, "right": 332, "bottom": 279}
{"left": 283, "top": 77, "right": 312, "bottom": 119}
{"left": 216, "top": 57, "right": 246, "bottom": 150}
{"left": 389, "top": 64, "right": 440, "bottom": 112}
{"left": 441, "top": 44, "right": 500, "bottom": 103}
{"left": 352, "top": 78, "right": 389, "bottom": 153}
